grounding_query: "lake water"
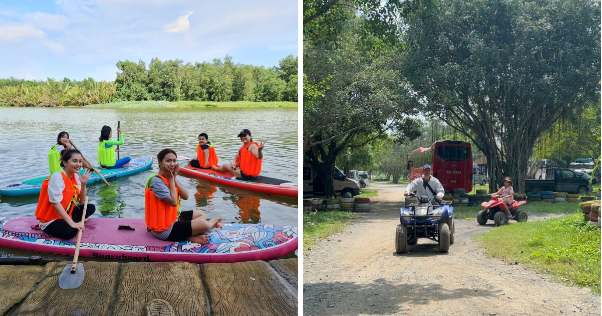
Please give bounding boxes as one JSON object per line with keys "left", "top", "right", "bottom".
{"left": 0, "top": 107, "right": 298, "bottom": 257}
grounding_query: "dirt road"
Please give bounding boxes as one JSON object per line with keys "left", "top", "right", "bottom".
{"left": 303, "top": 182, "right": 601, "bottom": 315}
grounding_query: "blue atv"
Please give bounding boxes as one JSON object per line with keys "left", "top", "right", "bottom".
{"left": 396, "top": 195, "right": 455, "bottom": 253}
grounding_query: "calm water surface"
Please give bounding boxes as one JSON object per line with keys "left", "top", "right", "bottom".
{"left": 0, "top": 107, "right": 298, "bottom": 256}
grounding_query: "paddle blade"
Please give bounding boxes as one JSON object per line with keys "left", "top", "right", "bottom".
{"left": 58, "top": 263, "right": 84, "bottom": 289}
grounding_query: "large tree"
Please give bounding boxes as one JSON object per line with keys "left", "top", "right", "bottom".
{"left": 304, "top": 14, "right": 419, "bottom": 197}
{"left": 402, "top": 0, "right": 601, "bottom": 192}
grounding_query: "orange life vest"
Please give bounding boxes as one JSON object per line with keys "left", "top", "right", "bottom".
{"left": 196, "top": 144, "right": 219, "bottom": 168}
{"left": 35, "top": 172, "right": 80, "bottom": 223}
{"left": 239, "top": 142, "right": 262, "bottom": 177}
{"left": 144, "top": 174, "right": 179, "bottom": 231}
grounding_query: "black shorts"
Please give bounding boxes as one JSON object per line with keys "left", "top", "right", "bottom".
{"left": 239, "top": 169, "right": 257, "bottom": 180}
{"left": 190, "top": 159, "right": 211, "bottom": 169}
{"left": 165, "top": 210, "right": 194, "bottom": 241}
{"left": 43, "top": 204, "right": 96, "bottom": 240}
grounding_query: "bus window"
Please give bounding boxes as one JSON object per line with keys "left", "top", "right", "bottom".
{"left": 436, "top": 146, "right": 470, "bottom": 161}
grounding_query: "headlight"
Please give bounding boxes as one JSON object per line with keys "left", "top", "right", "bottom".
{"left": 431, "top": 209, "right": 443, "bottom": 217}
{"left": 416, "top": 206, "right": 428, "bottom": 216}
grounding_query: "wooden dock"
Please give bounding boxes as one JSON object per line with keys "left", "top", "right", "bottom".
{"left": 0, "top": 259, "right": 297, "bottom": 315}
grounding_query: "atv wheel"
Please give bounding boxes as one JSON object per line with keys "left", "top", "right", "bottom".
{"left": 493, "top": 212, "right": 507, "bottom": 226}
{"left": 407, "top": 236, "right": 418, "bottom": 245}
{"left": 516, "top": 210, "right": 528, "bottom": 222}
{"left": 449, "top": 219, "right": 455, "bottom": 244}
{"left": 476, "top": 210, "right": 487, "bottom": 225}
{"left": 395, "top": 224, "right": 407, "bottom": 254}
{"left": 438, "top": 223, "right": 450, "bottom": 253}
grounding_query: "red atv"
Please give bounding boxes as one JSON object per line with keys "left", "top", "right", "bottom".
{"left": 476, "top": 195, "right": 528, "bottom": 226}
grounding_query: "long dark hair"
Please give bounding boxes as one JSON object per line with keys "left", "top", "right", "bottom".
{"left": 55, "top": 131, "right": 69, "bottom": 148}
{"left": 99, "top": 125, "right": 111, "bottom": 142}
{"left": 60, "top": 149, "right": 81, "bottom": 167}
{"left": 157, "top": 148, "right": 177, "bottom": 163}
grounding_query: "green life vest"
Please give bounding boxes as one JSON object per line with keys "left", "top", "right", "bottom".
{"left": 98, "top": 140, "right": 116, "bottom": 167}
{"left": 48, "top": 144, "right": 62, "bottom": 174}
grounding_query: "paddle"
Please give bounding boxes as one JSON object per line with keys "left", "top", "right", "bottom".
{"left": 69, "top": 140, "right": 110, "bottom": 187}
{"left": 117, "top": 121, "right": 120, "bottom": 160}
{"left": 59, "top": 196, "right": 88, "bottom": 289}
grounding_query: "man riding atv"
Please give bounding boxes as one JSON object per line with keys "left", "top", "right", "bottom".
{"left": 404, "top": 164, "right": 445, "bottom": 200}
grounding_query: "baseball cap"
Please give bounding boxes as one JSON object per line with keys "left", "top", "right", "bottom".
{"left": 237, "top": 129, "right": 252, "bottom": 137}
{"left": 422, "top": 164, "right": 431, "bottom": 170}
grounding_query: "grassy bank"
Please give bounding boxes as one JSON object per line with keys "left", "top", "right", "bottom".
{"left": 356, "top": 189, "right": 378, "bottom": 198}
{"left": 304, "top": 210, "right": 357, "bottom": 250}
{"left": 477, "top": 213, "right": 601, "bottom": 293}
{"left": 453, "top": 201, "right": 581, "bottom": 219}
{"left": 85, "top": 100, "right": 297, "bottom": 109}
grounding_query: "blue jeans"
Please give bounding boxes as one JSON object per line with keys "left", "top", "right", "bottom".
{"left": 103, "top": 157, "right": 131, "bottom": 169}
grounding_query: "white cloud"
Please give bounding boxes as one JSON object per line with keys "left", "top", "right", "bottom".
{"left": 43, "top": 40, "right": 65, "bottom": 54}
{"left": 164, "top": 11, "right": 192, "bottom": 33}
{"left": 0, "top": 24, "right": 45, "bottom": 41}
{"left": 25, "top": 12, "right": 69, "bottom": 31}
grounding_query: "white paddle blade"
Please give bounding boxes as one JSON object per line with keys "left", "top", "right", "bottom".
{"left": 59, "top": 263, "right": 84, "bottom": 289}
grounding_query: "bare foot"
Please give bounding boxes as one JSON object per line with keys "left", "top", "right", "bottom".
{"left": 188, "top": 234, "right": 209, "bottom": 244}
{"left": 210, "top": 218, "right": 222, "bottom": 228}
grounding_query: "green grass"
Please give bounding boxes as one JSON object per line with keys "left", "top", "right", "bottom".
{"left": 303, "top": 210, "right": 357, "bottom": 250}
{"left": 356, "top": 189, "right": 378, "bottom": 198}
{"left": 452, "top": 201, "right": 581, "bottom": 219}
{"left": 476, "top": 212, "right": 601, "bottom": 294}
{"left": 85, "top": 100, "right": 298, "bottom": 109}
{"left": 468, "top": 184, "right": 489, "bottom": 194}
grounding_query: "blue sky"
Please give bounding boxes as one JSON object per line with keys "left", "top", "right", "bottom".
{"left": 0, "top": 0, "right": 298, "bottom": 81}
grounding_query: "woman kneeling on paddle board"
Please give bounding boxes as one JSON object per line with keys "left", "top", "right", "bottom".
{"left": 36, "top": 149, "right": 96, "bottom": 239}
{"left": 219, "top": 129, "right": 264, "bottom": 180}
{"left": 189, "top": 132, "right": 220, "bottom": 170}
{"left": 98, "top": 125, "right": 131, "bottom": 169}
{"left": 145, "top": 148, "right": 222, "bottom": 244}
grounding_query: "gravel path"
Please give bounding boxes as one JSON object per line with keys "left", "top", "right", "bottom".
{"left": 303, "top": 182, "right": 601, "bottom": 315}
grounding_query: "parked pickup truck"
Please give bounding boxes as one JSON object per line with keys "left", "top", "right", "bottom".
{"left": 525, "top": 168, "right": 593, "bottom": 194}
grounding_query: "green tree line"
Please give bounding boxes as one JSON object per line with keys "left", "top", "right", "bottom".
{"left": 115, "top": 55, "right": 297, "bottom": 102}
{"left": 0, "top": 55, "right": 297, "bottom": 107}
{"left": 0, "top": 77, "right": 115, "bottom": 107}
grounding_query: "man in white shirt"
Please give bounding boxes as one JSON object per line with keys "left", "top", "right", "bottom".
{"left": 404, "top": 164, "right": 445, "bottom": 200}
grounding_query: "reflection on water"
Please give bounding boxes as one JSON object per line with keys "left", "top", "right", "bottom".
{"left": 235, "top": 196, "right": 261, "bottom": 224}
{"left": 96, "top": 184, "right": 126, "bottom": 217}
{"left": 193, "top": 182, "right": 217, "bottom": 210}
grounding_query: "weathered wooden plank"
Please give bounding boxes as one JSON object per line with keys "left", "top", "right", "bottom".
{"left": 0, "top": 265, "right": 45, "bottom": 315}
{"left": 269, "top": 258, "right": 298, "bottom": 290}
{"left": 14, "top": 261, "right": 119, "bottom": 315}
{"left": 202, "top": 260, "right": 297, "bottom": 316}
{"left": 111, "top": 261, "right": 210, "bottom": 316}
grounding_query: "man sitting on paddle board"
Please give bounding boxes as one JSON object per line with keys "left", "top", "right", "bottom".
{"left": 189, "top": 132, "right": 220, "bottom": 170}
{"left": 218, "top": 129, "right": 264, "bottom": 180}
{"left": 36, "top": 149, "right": 96, "bottom": 239}
{"left": 145, "top": 148, "right": 222, "bottom": 244}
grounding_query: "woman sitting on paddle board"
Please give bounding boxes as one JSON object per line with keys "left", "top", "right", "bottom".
{"left": 145, "top": 148, "right": 222, "bottom": 244}
{"left": 35, "top": 149, "right": 95, "bottom": 239}
{"left": 48, "top": 131, "right": 72, "bottom": 174}
{"left": 189, "top": 132, "right": 220, "bottom": 170}
{"left": 98, "top": 125, "right": 131, "bottom": 169}
{"left": 218, "top": 129, "right": 264, "bottom": 180}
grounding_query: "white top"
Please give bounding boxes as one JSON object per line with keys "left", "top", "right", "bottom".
{"left": 48, "top": 170, "right": 81, "bottom": 203}
{"left": 405, "top": 176, "right": 445, "bottom": 199}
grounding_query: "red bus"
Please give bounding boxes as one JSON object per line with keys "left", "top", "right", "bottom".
{"left": 408, "top": 140, "right": 473, "bottom": 193}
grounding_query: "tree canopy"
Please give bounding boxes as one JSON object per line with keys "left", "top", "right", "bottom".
{"left": 401, "top": 0, "right": 601, "bottom": 192}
